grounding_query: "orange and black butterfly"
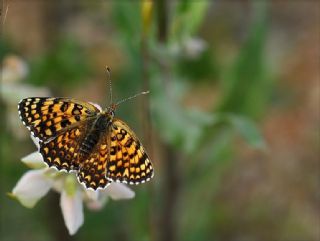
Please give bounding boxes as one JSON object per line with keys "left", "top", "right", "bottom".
{"left": 18, "top": 68, "right": 154, "bottom": 190}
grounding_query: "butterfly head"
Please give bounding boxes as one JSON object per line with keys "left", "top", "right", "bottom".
{"left": 105, "top": 103, "right": 117, "bottom": 119}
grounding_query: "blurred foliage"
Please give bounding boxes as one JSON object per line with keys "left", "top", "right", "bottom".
{"left": 218, "top": 2, "right": 272, "bottom": 119}
{"left": 112, "top": 1, "right": 266, "bottom": 241}
{"left": 177, "top": 49, "right": 216, "bottom": 81}
{"left": 25, "top": 38, "right": 91, "bottom": 91}
{"left": 0, "top": 38, "right": 14, "bottom": 61}
{"left": 170, "top": 1, "right": 210, "bottom": 41}
{"left": 172, "top": 1, "right": 217, "bottom": 81}
{"left": 3, "top": 0, "right": 317, "bottom": 241}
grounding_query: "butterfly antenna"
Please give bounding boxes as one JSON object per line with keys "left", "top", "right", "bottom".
{"left": 106, "top": 66, "right": 112, "bottom": 104}
{"left": 115, "top": 91, "right": 150, "bottom": 106}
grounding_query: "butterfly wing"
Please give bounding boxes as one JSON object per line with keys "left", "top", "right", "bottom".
{"left": 106, "top": 118, "right": 154, "bottom": 185}
{"left": 18, "top": 97, "right": 100, "bottom": 142}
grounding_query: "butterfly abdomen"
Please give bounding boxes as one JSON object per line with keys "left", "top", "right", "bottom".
{"left": 79, "top": 114, "right": 110, "bottom": 158}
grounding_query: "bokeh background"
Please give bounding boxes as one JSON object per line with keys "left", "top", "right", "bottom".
{"left": 1, "top": 1, "right": 319, "bottom": 241}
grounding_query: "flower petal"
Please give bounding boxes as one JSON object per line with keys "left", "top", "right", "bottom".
{"left": 104, "top": 183, "right": 135, "bottom": 200}
{"left": 85, "top": 195, "right": 108, "bottom": 211}
{"left": 84, "top": 190, "right": 108, "bottom": 211}
{"left": 21, "top": 151, "right": 46, "bottom": 169}
{"left": 60, "top": 189, "right": 84, "bottom": 235}
{"left": 51, "top": 175, "right": 65, "bottom": 193}
{"left": 85, "top": 189, "right": 99, "bottom": 201}
{"left": 12, "top": 169, "right": 52, "bottom": 208}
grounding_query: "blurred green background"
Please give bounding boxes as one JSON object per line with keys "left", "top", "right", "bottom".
{"left": 1, "top": 1, "right": 319, "bottom": 241}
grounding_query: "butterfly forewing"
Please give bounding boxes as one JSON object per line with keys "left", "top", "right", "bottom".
{"left": 106, "top": 118, "right": 154, "bottom": 184}
{"left": 18, "top": 97, "right": 100, "bottom": 141}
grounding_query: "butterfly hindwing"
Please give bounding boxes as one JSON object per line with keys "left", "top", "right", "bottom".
{"left": 39, "top": 119, "right": 95, "bottom": 172}
{"left": 40, "top": 115, "right": 111, "bottom": 190}
{"left": 18, "top": 97, "right": 100, "bottom": 141}
{"left": 106, "top": 118, "right": 154, "bottom": 184}
{"left": 77, "top": 137, "right": 111, "bottom": 190}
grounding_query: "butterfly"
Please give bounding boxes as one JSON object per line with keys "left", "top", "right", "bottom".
{"left": 18, "top": 69, "right": 154, "bottom": 190}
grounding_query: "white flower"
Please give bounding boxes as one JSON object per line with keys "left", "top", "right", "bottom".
{"left": 1, "top": 55, "right": 28, "bottom": 84}
{"left": 170, "top": 37, "right": 208, "bottom": 60}
{"left": 11, "top": 169, "right": 52, "bottom": 208}
{"left": 11, "top": 138, "right": 135, "bottom": 235}
{"left": 21, "top": 151, "right": 46, "bottom": 169}
{"left": 183, "top": 37, "right": 207, "bottom": 59}
{"left": 60, "top": 188, "right": 84, "bottom": 235}
{"left": 103, "top": 182, "right": 135, "bottom": 200}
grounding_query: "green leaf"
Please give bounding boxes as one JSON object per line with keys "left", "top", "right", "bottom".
{"left": 226, "top": 114, "right": 266, "bottom": 150}
{"left": 218, "top": 1, "right": 271, "bottom": 119}
{"left": 151, "top": 77, "right": 214, "bottom": 154}
{"left": 201, "top": 112, "right": 266, "bottom": 150}
{"left": 112, "top": 1, "right": 142, "bottom": 52}
{"left": 171, "top": 0, "right": 211, "bottom": 41}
